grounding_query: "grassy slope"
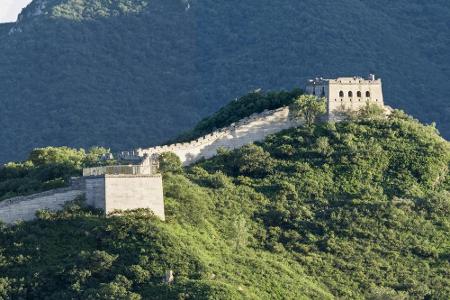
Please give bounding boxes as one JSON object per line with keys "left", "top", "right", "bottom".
{"left": 0, "top": 0, "right": 449, "bottom": 163}
{"left": 0, "top": 111, "right": 449, "bottom": 299}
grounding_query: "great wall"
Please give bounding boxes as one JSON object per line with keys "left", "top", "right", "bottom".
{"left": 0, "top": 75, "right": 386, "bottom": 224}
{"left": 0, "top": 105, "right": 301, "bottom": 224}
{"left": 120, "top": 106, "right": 301, "bottom": 166}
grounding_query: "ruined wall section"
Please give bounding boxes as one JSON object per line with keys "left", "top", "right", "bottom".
{"left": 136, "top": 106, "right": 300, "bottom": 166}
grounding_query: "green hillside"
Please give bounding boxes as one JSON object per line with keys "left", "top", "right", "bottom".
{"left": 0, "top": 0, "right": 449, "bottom": 163}
{"left": 1, "top": 108, "right": 449, "bottom": 299}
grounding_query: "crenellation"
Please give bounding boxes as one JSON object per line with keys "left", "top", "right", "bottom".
{"left": 132, "top": 105, "right": 300, "bottom": 166}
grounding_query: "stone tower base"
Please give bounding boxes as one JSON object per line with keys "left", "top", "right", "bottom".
{"left": 85, "top": 174, "right": 165, "bottom": 220}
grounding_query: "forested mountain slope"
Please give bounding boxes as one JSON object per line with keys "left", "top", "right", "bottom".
{"left": 0, "top": 0, "right": 449, "bottom": 163}
{"left": 0, "top": 108, "right": 449, "bottom": 299}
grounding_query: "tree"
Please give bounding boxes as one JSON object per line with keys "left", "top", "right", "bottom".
{"left": 290, "top": 95, "right": 326, "bottom": 127}
{"left": 84, "top": 275, "right": 141, "bottom": 300}
{"left": 358, "top": 103, "right": 385, "bottom": 119}
{"left": 0, "top": 277, "right": 13, "bottom": 299}
{"left": 158, "top": 152, "right": 183, "bottom": 174}
{"left": 83, "top": 147, "right": 114, "bottom": 167}
{"left": 233, "top": 144, "right": 273, "bottom": 178}
{"left": 28, "top": 147, "right": 85, "bottom": 169}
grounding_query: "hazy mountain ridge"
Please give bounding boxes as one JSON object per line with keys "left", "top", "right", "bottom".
{"left": 0, "top": 0, "right": 449, "bottom": 163}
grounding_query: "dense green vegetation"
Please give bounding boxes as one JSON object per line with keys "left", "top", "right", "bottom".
{"left": 0, "top": 147, "right": 113, "bottom": 200}
{"left": 1, "top": 109, "right": 448, "bottom": 299}
{"left": 1, "top": 0, "right": 449, "bottom": 163}
{"left": 290, "top": 95, "right": 326, "bottom": 127}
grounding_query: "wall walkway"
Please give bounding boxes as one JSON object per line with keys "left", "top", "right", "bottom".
{"left": 132, "top": 106, "right": 300, "bottom": 165}
{"left": 0, "top": 180, "right": 84, "bottom": 224}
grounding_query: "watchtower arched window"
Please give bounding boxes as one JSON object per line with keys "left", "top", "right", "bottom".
{"left": 339, "top": 91, "right": 344, "bottom": 97}
{"left": 366, "top": 91, "right": 371, "bottom": 98}
{"left": 348, "top": 91, "right": 353, "bottom": 98}
{"left": 321, "top": 87, "right": 325, "bottom": 96}
{"left": 357, "top": 91, "right": 362, "bottom": 98}
{"left": 312, "top": 89, "right": 316, "bottom": 96}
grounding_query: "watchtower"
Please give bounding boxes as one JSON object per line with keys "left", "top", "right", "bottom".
{"left": 306, "top": 74, "right": 384, "bottom": 118}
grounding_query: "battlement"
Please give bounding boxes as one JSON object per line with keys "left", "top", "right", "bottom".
{"left": 118, "top": 106, "right": 298, "bottom": 166}
{"left": 83, "top": 165, "right": 154, "bottom": 177}
{"left": 120, "top": 75, "right": 386, "bottom": 166}
{"left": 307, "top": 74, "right": 380, "bottom": 86}
{"left": 118, "top": 76, "right": 385, "bottom": 167}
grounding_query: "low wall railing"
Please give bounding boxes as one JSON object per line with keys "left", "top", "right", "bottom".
{"left": 83, "top": 165, "right": 154, "bottom": 177}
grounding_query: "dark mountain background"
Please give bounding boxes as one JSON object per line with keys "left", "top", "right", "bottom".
{"left": 0, "top": 0, "right": 449, "bottom": 163}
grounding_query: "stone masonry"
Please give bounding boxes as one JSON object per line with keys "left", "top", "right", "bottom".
{"left": 124, "top": 106, "right": 302, "bottom": 166}
{"left": 0, "top": 171, "right": 165, "bottom": 224}
{"left": 84, "top": 174, "right": 165, "bottom": 220}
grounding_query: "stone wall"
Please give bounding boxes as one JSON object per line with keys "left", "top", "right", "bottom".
{"left": 136, "top": 106, "right": 301, "bottom": 166}
{"left": 1, "top": 174, "right": 166, "bottom": 224}
{"left": 85, "top": 176, "right": 106, "bottom": 210}
{"left": 0, "top": 182, "right": 84, "bottom": 224}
